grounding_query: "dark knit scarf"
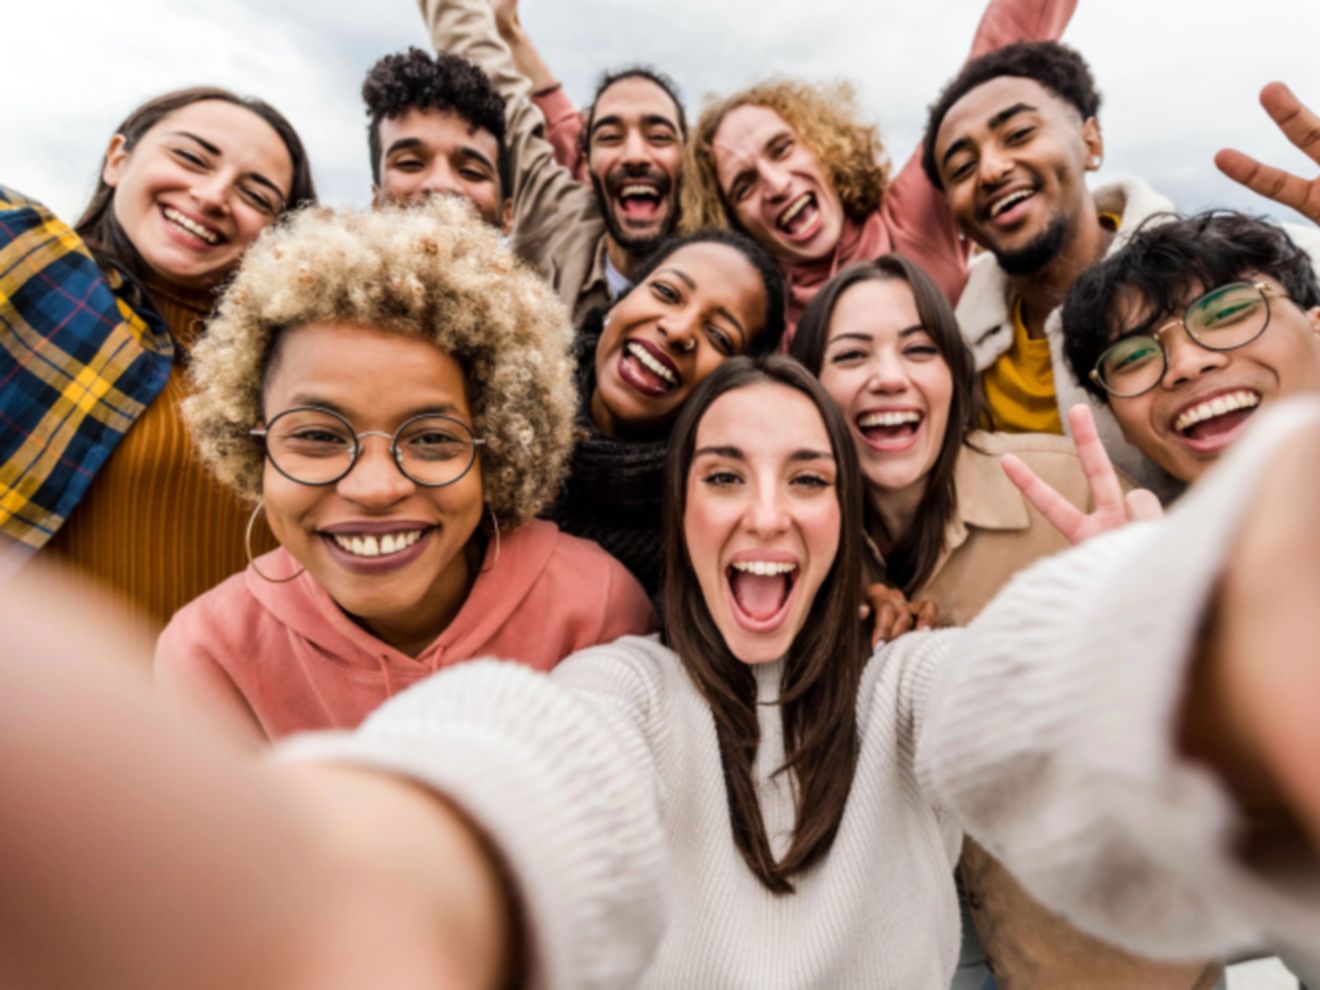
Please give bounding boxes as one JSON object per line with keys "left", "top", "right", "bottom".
{"left": 547, "top": 310, "right": 669, "bottom": 598}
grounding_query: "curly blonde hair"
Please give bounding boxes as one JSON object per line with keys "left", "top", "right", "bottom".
{"left": 681, "top": 79, "right": 891, "bottom": 236}
{"left": 183, "top": 198, "right": 577, "bottom": 528}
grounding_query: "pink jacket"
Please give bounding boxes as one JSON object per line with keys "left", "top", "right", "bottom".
{"left": 156, "top": 519, "right": 657, "bottom": 740}
{"left": 531, "top": 0, "right": 1075, "bottom": 344}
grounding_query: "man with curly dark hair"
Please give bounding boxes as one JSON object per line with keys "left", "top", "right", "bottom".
{"left": 362, "top": 47, "right": 511, "bottom": 230}
{"left": 924, "top": 41, "right": 1178, "bottom": 488}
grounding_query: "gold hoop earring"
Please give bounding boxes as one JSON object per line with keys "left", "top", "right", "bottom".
{"left": 246, "top": 499, "right": 304, "bottom": 584}
{"left": 479, "top": 505, "right": 502, "bottom": 573}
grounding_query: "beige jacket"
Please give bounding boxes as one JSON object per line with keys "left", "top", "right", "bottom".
{"left": 419, "top": 0, "right": 612, "bottom": 326}
{"left": 872, "top": 431, "right": 1219, "bottom": 989}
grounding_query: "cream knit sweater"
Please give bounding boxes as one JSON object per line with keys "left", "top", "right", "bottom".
{"left": 285, "top": 399, "right": 1320, "bottom": 989}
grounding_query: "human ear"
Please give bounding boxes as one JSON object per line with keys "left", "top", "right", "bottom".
{"left": 101, "top": 134, "right": 130, "bottom": 188}
{"left": 1082, "top": 117, "right": 1105, "bottom": 171}
{"left": 371, "top": 183, "right": 384, "bottom": 209}
{"left": 500, "top": 198, "right": 513, "bottom": 237}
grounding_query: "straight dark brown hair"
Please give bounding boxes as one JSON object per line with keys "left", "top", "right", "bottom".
{"left": 74, "top": 86, "right": 317, "bottom": 294}
{"left": 661, "top": 355, "right": 868, "bottom": 894}
{"left": 790, "top": 254, "right": 978, "bottom": 595}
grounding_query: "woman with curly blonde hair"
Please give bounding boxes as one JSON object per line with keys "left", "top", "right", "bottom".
{"left": 155, "top": 200, "right": 655, "bottom": 744}
{"left": 679, "top": 0, "right": 1075, "bottom": 342}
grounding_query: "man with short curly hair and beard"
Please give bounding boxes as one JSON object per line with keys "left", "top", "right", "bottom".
{"left": 923, "top": 42, "right": 1181, "bottom": 469}
{"left": 362, "top": 47, "right": 513, "bottom": 231}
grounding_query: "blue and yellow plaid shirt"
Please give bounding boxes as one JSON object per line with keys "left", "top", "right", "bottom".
{"left": 0, "top": 185, "right": 173, "bottom": 572}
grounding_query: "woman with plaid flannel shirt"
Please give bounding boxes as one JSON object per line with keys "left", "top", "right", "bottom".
{"left": 0, "top": 86, "right": 315, "bottom": 629}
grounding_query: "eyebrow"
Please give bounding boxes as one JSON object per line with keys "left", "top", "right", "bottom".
{"left": 826, "top": 324, "right": 927, "bottom": 347}
{"left": 280, "top": 397, "right": 462, "bottom": 421}
{"left": 938, "top": 103, "right": 1036, "bottom": 172}
{"left": 693, "top": 445, "right": 834, "bottom": 462}
{"left": 654, "top": 267, "right": 749, "bottom": 345}
{"left": 171, "top": 129, "right": 286, "bottom": 200}
{"left": 590, "top": 113, "right": 679, "bottom": 136}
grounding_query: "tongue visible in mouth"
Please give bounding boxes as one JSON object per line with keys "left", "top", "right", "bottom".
{"left": 730, "top": 569, "right": 789, "bottom": 620}
{"left": 619, "top": 193, "right": 661, "bottom": 219}
{"left": 1185, "top": 407, "right": 1254, "bottom": 441}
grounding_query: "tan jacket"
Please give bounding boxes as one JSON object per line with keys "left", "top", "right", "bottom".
{"left": 419, "top": 0, "right": 612, "bottom": 326}
{"left": 872, "top": 431, "right": 1220, "bottom": 989}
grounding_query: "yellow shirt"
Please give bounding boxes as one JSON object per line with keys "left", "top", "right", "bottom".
{"left": 980, "top": 211, "right": 1122, "bottom": 435}
{"left": 981, "top": 299, "right": 1064, "bottom": 435}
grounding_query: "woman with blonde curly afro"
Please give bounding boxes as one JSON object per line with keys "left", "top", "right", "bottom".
{"left": 155, "top": 199, "right": 655, "bottom": 744}
{"left": 679, "top": 0, "right": 1074, "bottom": 343}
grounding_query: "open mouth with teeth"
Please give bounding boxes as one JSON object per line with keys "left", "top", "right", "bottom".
{"left": 982, "top": 186, "right": 1037, "bottom": 226}
{"left": 162, "top": 205, "right": 223, "bottom": 246}
{"left": 727, "top": 559, "right": 798, "bottom": 630}
{"left": 321, "top": 526, "right": 433, "bottom": 570}
{"left": 856, "top": 409, "right": 923, "bottom": 450}
{"left": 776, "top": 192, "right": 819, "bottom": 239}
{"left": 615, "top": 182, "right": 665, "bottom": 222}
{"left": 1172, "top": 389, "right": 1261, "bottom": 451}
{"left": 618, "top": 338, "right": 681, "bottom": 396}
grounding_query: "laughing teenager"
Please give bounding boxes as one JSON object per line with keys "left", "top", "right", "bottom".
{"left": 0, "top": 87, "right": 315, "bottom": 623}
{"left": 155, "top": 202, "right": 654, "bottom": 744}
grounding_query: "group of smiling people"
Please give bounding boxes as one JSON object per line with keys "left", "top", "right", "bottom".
{"left": 4, "top": 0, "right": 1320, "bottom": 987}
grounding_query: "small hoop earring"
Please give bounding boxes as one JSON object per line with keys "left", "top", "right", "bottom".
{"left": 479, "top": 505, "right": 502, "bottom": 573}
{"left": 1089, "top": 155, "right": 1103, "bottom": 169}
{"left": 246, "top": 499, "right": 304, "bottom": 584}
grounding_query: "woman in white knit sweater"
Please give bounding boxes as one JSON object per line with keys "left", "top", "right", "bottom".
{"left": 4, "top": 359, "right": 1320, "bottom": 989}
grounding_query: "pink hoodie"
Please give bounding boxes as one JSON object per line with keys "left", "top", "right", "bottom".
{"left": 156, "top": 519, "right": 656, "bottom": 740}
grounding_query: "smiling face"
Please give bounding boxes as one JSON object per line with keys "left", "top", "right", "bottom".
{"left": 260, "top": 321, "right": 484, "bottom": 651}
{"left": 103, "top": 99, "right": 294, "bottom": 289}
{"left": 684, "top": 382, "right": 840, "bottom": 664}
{"left": 373, "top": 107, "right": 508, "bottom": 231}
{"left": 586, "top": 76, "right": 684, "bottom": 254}
{"left": 591, "top": 241, "right": 767, "bottom": 436}
{"left": 1106, "top": 276, "right": 1320, "bottom": 483}
{"left": 933, "top": 77, "right": 1101, "bottom": 275}
{"left": 816, "top": 277, "right": 953, "bottom": 513}
{"left": 711, "top": 104, "right": 845, "bottom": 267}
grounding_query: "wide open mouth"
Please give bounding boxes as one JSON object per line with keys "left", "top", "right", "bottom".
{"left": 856, "top": 409, "right": 923, "bottom": 449}
{"left": 1172, "top": 389, "right": 1261, "bottom": 445}
{"left": 775, "top": 192, "right": 818, "bottom": 238}
{"left": 727, "top": 559, "right": 798, "bottom": 630}
{"left": 615, "top": 181, "right": 664, "bottom": 221}
{"left": 619, "top": 338, "right": 681, "bottom": 395}
{"left": 162, "top": 205, "right": 224, "bottom": 245}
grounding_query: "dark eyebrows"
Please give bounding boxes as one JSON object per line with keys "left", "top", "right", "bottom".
{"left": 172, "top": 129, "right": 285, "bottom": 201}
{"left": 455, "top": 146, "right": 496, "bottom": 172}
{"left": 170, "top": 130, "right": 221, "bottom": 156}
{"left": 643, "top": 114, "right": 679, "bottom": 133}
{"left": 590, "top": 113, "right": 622, "bottom": 137}
{"left": 987, "top": 102, "right": 1037, "bottom": 132}
{"left": 938, "top": 103, "right": 1037, "bottom": 172}
{"left": 692, "top": 445, "right": 834, "bottom": 463}
{"left": 384, "top": 136, "right": 425, "bottom": 158}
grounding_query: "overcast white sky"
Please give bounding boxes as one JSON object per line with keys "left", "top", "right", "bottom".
{"left": 4, "top": 1, "right": 1318, "bottom": 224}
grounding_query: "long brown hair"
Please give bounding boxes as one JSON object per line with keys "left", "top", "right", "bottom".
{"left": 74, "top": 86, "right": 317, "bottom": 291}
{"left": 790, "top": 254, "right": 978, "bottom": 594}
{"left": 661, "top": 355, "right": 868, "bottom": 894}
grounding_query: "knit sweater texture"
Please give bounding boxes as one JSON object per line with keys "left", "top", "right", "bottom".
{"left": 284, "top": 398, "right": 1320, "bottom": 988}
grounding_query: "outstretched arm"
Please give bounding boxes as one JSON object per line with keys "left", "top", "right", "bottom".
{"left": 923, "top": 399, "right": 1320, "bottom": 961}
{"left": 0, "top": 565, "right": 514, "bottom": 990}
{"left": 1216, "top": 82, "right": 1320, "bottom": 226}
{"left": 491, "top": 0, "right": 587, "bottom": 177}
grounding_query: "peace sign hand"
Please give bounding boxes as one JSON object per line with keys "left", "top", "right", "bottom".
{"left": 1000, "top": 405, "right": 1163, "bottom": 546}
{"left": 1215, "top": 82, "right": 1320, "bottom": 226}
